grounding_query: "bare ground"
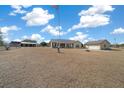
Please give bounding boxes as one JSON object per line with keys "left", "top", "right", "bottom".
{"left": 0, "top": 47, "right": 124, "bottom": 88}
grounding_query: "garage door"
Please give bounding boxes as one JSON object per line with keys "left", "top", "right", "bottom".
{"left": 88, "top": 45, "right": 100, "bottom": 50}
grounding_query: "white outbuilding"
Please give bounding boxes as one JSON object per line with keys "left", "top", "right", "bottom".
{"left": 85, "top": 40, "right": 111, "bottom": 50}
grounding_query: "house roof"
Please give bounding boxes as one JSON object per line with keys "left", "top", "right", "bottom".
{"left": 21, "top": 39, "right": 37, "bottom": 44}
{"left": 21, "top": 42, "right": 37, "bottom": 44}
{"left": 10, "top": 41, "right": 21, "bottom": 44}
{"left": 85, "top": 40, "right": 110, "bottom": 45}
{"left": 50, "top": 39, "right": 81, "bottom": 44}
{"left": 21, "top": 39, "right": 37, "bottom": 43}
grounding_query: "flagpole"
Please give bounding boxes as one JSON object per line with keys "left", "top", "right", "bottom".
{"left": 51, "top": 5, "right": 61, "bottom": 53}
{"left": 57, "top": 6, "right": 60, "bottom": 53}
{"left": 114, "top": 38, "right": 117, "bottom": 48}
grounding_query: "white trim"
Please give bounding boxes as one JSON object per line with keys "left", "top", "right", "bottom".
{"left": 21, "top": 42, "right": 37, "bottom": 45}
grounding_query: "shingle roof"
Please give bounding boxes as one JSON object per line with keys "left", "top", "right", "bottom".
{"left": 50, "top": 39, "right": 78, "bottom": 44}
{"left": 21, "top": 39, "right": 37, "bottom": 43}
{"left": 21, "top": 42, "right": 37, "bottom": 44}
{"left": 85, "top": 40, "right": 110, "bottom": 45}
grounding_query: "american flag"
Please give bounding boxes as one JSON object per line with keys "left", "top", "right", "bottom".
{"left": 51, "top": 5, "right": 59, "bottom": 9}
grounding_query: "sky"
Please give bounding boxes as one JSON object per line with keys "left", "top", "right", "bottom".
{"left": 0, "top": 5, "right": 124, "bottom": 44}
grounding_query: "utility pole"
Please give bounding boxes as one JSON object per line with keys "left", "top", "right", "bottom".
{"left": 114, "top": 38, "right": 117, "bottom": 48}
{"left": 52, "top": 5, "right": 60, "bottom": 53}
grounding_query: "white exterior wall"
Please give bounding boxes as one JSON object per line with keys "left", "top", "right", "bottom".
{"left": 86, "top": 40, "right": 110, "bottom": 50}
{"left": 50, "top": 41, "right": 82, "bottom": 48}
{"left": 50, "top": 42, "right": 58, "bottom": 48}
{"left": 74, "top": 41, "right": 82, "bottom": 48}
{"left": 86, "top": 45, "right": 101, "bottom": 50}
{"left": 101, "top": 42, "right": 110, "bottom": 49}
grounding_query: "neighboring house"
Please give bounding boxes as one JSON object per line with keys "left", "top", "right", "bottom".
{"left": 10, "top": 41, "right": 21, "bottom": 47}
{"left": 21, "top": 39, "right": 38, "bottom": 47}
{"left": 49, "top": 39, "right": 82, "bottom": 48}
{"left": 10, "top": 39, "right": 38, "bottom": 47}
{"left": 85, "top": 40, "right": 111, "bottom": 50}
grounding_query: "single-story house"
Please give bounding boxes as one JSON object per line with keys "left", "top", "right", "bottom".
{"left": 10, "top": 41, "right": 21, "bottom": 47}
{"left": 49, "top": 39, "right": 82, "bottom": 48}
{"left": 10, "top": 39, "right": 38, "bottom": 47}
{"left": 21, "top": 39, "right": 38, "bottom": 47}
{"left": 85, "top": 40, "right": 111, "bottom": 50}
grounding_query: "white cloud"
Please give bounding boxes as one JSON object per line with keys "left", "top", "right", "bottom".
{"left": 119, "top": 42, "right": 124, "bottom": 44}
{"left": 13, "top": 39, "right": 21, "bottom": 42}
{"left": 22, "top": 35, "right": 28, "bottom": 39}
{"left": 69, "top": 32, "right": 88, "bottom": 42}
{"left": 79, "top": 5, "right": 114, "bottom": 16}
{"left": 0, "top": 25, "right": 21, "bottom": 43}
{"left": 70, "top": 14, "right": 109, "bottom": 30}
{"left": 1, "top": 25, "right": 21, "bottom": 34}
{"left": 22, "top": 8, "right": 54, "bottom": 26}
{"left": 111, "top": 27, "right": 124, "bottom": 34}
{"left": 68, "top": 5, "right": 114, "bottom": 31}
{"left": 22, "top": 34, "right": 45, "bottom": 43}
{"left": 9, "top": 5, "right": 31, "bottom": 16}
{"left": 3, "top": 37, "right": 10, "bottom": 43}
{"left": 22, "top": 5, "right": 32, "bottom": 8}
{"left": 31, "top": 34, "right": 44, "bottom": 43}
{"left": 41, "top": 25, "right": 66, "bottom": 36}
{"left": 69, "top": 32, "right": 94, "bottom": 43}
{"left": 44, "top": 40, "right": 50, "bottom": 43}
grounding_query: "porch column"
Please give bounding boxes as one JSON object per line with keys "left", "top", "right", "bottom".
{"left": 51, "top": 42, "right": 53, "bottom": 48}
{"left": 65, "top": 43, "right": 67, "bottom": 48}
{"left": 71, "top": 44, "right": 74, "bottom": 48}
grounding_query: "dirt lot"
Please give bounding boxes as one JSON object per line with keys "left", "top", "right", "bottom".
{"left": 0, "top": 47, "right": 124, "bottom": 88}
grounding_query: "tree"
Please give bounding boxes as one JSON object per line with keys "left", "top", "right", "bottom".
{"left": 40, "top": 42, "right": 47, "bottom": 47}
{"left": 0, "top": 29, "right": 4, "bottom": 46}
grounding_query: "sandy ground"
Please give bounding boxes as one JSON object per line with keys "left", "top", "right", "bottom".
{"left": 0, "top": 47, "right": 124, "bottom": 88}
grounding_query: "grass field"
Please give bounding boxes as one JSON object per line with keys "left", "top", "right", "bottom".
{"left": 0, "top": 47, "right": 124, "bottom": 88}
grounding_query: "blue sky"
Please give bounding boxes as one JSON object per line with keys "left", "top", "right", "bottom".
{"left": 0, "top": 5, "right": 124, "bottom": 44}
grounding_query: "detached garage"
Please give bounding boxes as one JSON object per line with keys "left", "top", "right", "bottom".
{"left": 85, "top": 40, "right": 111, "bottom": 50}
